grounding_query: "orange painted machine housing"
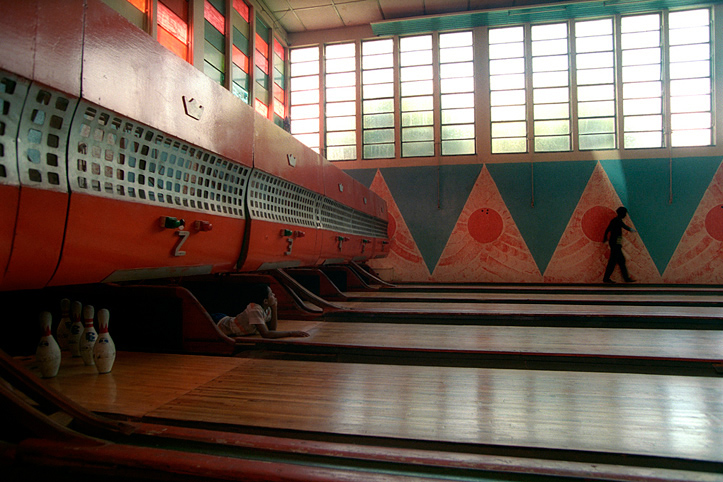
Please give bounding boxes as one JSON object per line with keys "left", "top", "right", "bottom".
{"left": 237, "top": 114, "right": 324, "bottom": 272}
{"left": 0, "top": 0, "right": 388, "bottom": 292}
{"left": 0, "top": 1, "right": 84, "bottom": 290}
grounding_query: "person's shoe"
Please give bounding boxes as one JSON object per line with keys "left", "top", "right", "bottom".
{"left": 624, "top": 277, "right": 636, "bottom": 283}
{"left": 603, "top": 278, "right": 615, "bottom": 284}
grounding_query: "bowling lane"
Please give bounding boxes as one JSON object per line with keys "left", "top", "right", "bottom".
{"left": 327, "top": 299, "right": 723, "bottom": 320}
{"left": 34, "top": 352, "right": 723, "bottom": 465}
{"left": 342, "top": 290, "right": 723, "bottom": 305}
{"left": 251, "top": 320, "right": 723, "bottom": 363}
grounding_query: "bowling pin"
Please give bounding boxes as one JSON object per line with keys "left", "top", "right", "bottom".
{"left": 93, "top": 308, "right": 116, "bottom": 374}
{"left": 36, "top": 311, "right": 61, "bottom": 378}
{"left": 68, "top": 301, "right": 83, "bottom": 357}
{"left": 56, "top": 298, "right": 71, "bottom": 351}
{"left": 79, "top": 305, "right": 97, "bottom": 366}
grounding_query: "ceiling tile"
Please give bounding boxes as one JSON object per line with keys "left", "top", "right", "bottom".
{"left": 336, "top": 0, "right": 383, "bottom": 27}
{"left": 288, "top": 0, "right": 335, "bottom": 8}
{"left": 263, "top": 0, "right": 292, "bottom": 12}
{"left": 276, "top": 10, "right": 307, "bottom": 32}
{"left": 424, "top": 0, "right": 469, "bottom": 15}
{"left": 378, "top": 0, "right": 425, "bottom": 20}
{"left": 294, "top": 5, "right": 345, "bottom": 31}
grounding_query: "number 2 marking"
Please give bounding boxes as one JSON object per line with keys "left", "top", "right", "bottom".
{"left": 174, "top": 230, "right": 190, "bottom": 256}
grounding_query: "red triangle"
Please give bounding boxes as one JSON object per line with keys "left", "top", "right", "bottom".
{"left": 433, "top": 166, "right": 542, "bottom": 282}
{"left": 664, "top": 160, "right": 723, "bottom": 283}
{"left": 544, "top": 162, "right": 662, "bottom": 283}
{"left": 367, "top": 170, "right": 431, "bottom": 282}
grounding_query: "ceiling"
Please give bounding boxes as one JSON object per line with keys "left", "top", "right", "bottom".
{"left": 260, "top": 0, "right": 574, "bottom": 34}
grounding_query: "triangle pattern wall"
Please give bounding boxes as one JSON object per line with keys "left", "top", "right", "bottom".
{"left": 544, "top": 162, "right": 662, "bottom": 284}
{"left": 346, "top": 158, "right": 723, "bottom": 284}
{"left": 366, "top": 170, "right": 431, "bottom": 282}
{"left": 433, "top": 166, "right": 541, "bottom": 283}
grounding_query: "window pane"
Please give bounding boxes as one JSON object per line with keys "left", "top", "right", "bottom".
{"left": 325, "top": 42, "right": 356, "bottom": 160}
{"left": 403, "top": 141, "right": 434, "bottom": 157}
{"left": 290, "top": 47, "right": 320, "bottom": 151}
{"left": 402, "top": 35, "right": 434, "bottom": 157}
{"left": 442, "top": 108, "right": 475, "bottom": 125}
{"left": 622, "top": 13, "right": 661, "bottom": 149}
{"left": 442, "top": 139, "right": 475, "bottom": 155}
{"left": 363, "top": 113, "right": 394, "bottom": 129}
{"left": 490, "top": 26, "right": 527, "bottom": 153}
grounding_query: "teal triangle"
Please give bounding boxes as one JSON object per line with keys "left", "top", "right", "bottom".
{"left": 487, "top": 160, "right": 596, "bottom": 274}
{"left": 380, "top": 164, "right": 483, "bottom": 274}
{"left": 344, "top": 168, "right": 377, "bottom": 188}
{"left": 600, "top": 157, "right": 721, "bottom": 274}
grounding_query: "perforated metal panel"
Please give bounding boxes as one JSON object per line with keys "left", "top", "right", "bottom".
{"left": 15, "top": 81, "right": 75, "bottom": 192}
{"left": 0, "top": 72, "right": 29, "bottom": 188}
{"left": 352, "top": 210, "right": 388, "bottom": 239}
{"left": 320, "top": 197, "right": 354, "bottom": 234}
{"left": 69, "top": 101, "right": 251, "bottom": 218}
{"left": 247, "top": 170, "right": 321, "bottom": 227}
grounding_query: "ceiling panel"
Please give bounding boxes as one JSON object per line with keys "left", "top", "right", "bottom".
{"left": 294, "top": 4, "right": 345, "bottom": 30}
{"left": 423, "top": 0, "right": 470, "bottom": 16}
{"left": 336, "top": 0, "right": 384, "bottom": 26}
{"left": 378, "top": 0, "right": 425, "bottom": 20}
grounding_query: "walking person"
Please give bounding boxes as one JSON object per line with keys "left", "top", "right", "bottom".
{"left": 602, "top": 207, "right": 636, "bottom": 283}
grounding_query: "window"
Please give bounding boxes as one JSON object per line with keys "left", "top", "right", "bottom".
{"left": 157, "top": 1, "right": 189, "bottom": 61}
{"left": 362, "top": 38, "right": 395, "bottom": 159}
{"left": 254, "top": 16, "right": 271, "bottom": 116}
{"left": 272, "top": 38, "right": 287, "bottom": 128}
{"left": 290, "top": 47, "right": 320, "bottom": 153}
{"left": 440, "top": 31, "right": 475, "bottom": 155}
{"left": 489, "top": 26, "right": 527, "bottom": 154}
{"left": 400, "top": 35, "right": 434, "bottom": 157}
{"left": 532, "top": 23, "right": 570, "bottom": 152}
{"left": 231, "top": 0, "right": 251, "bottom": 103}
{"left": 669, "top": 8, "right": 712, "bottom": 147}
{"left": 621, "top": 13, "right": 662, "bottom": 149}
{"left": 325, "top": 43, "right": 357, "bottom": 161}
{"left": 203, "top": 0, "right": 226, "bottom": 86}
{"left": 289, "top": 6, "right": 715, "bottom": 161}
{"left": 575, "top": 18, "right": 616, "bottom": 150}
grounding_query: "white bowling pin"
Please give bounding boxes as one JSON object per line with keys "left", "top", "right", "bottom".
{"left": 79, "top": 305, "right": 97, "bottom": 366}
{"left": 56, "top": 298, "right": 71, "bottom": 351}
{"left": 93, "top": 308, "right": 116, "bottom": 374}
{"left": 36, "top": 311, "right": 61, "bottom": 378}
{"left": 68, "top": 301, "right": 83, "bottom": 357}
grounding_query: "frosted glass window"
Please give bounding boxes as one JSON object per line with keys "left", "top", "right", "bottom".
{"left": 621, "top": 13, "right": 662, "bottom": 148}
{"left": 325, "top": 43, "right": 356, "bottom": 160}
{"left": 575, "top": 18, "right": 615, "bottom": 150}
{"left": 668, "top": 8, "right": 712, "bottom": 147}
{"left": 400, "top": 35, "right": 434, "bottom": 157}
{"left": 489, "top": 26, "right": 526, "bottom": 153}
{"left": 362, "top": 38, "right": 395, "bottom": 159}
{"left": 289, "top": 47, "right": 320, "bottom": 152}
{"left": 532, "top": 22, "right": 570, "bottom": 152}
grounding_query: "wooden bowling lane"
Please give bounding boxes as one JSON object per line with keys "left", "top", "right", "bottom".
{"left": 39, "top": 352, "right": 723, "bottom": 467}
{"left": 251, "top": 320, "right": 723, "bottom": 364}
{"left": 343, "top": 290, "right": 723, "bottom": 306}
{"left": 329, "top": 298, "right": 723, "bottom": 321}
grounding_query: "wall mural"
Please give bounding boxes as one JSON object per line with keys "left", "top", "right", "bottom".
{"left": 349, "top": 157, "right": 723, "bottom": 284}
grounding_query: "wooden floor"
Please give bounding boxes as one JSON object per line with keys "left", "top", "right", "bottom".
{"left": 330, "top": 299, "right": 723, "bottom": 319}
{"left": 31, "top": 351, "right": 723, "bottom": 467}
{"left": 250, "top": 320, "right": 723, "bottom": 362}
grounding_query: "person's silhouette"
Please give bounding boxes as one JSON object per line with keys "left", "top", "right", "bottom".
{"left": 602, "top": 207, "right": 636, "bottom": 283}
